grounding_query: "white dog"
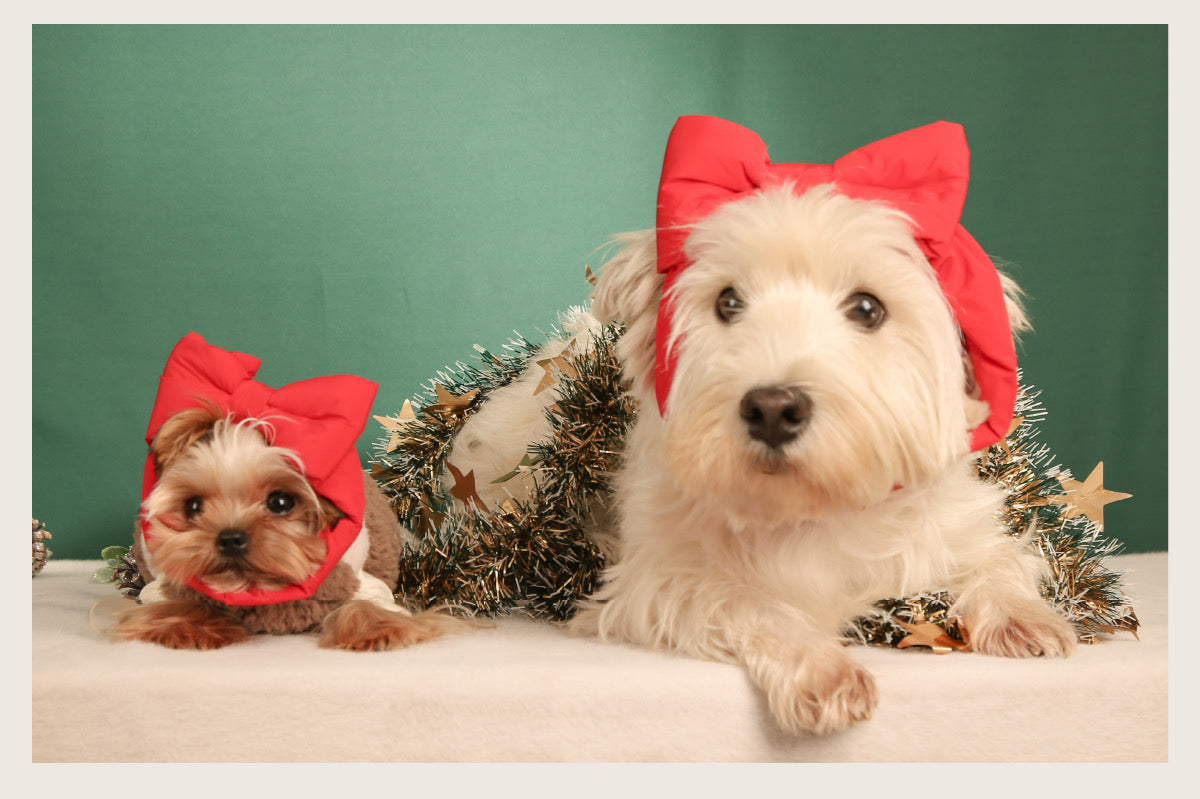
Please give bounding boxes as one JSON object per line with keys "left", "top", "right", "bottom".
{"left": 457, "top": 117, "right": 1077, "bottom": 735}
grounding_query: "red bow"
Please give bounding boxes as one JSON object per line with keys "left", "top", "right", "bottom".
{"left": 654, "top": 116, "right": 1016, "bottom": 452}
{"left": 140, "top": 332, "right": 379, "bottom": 605}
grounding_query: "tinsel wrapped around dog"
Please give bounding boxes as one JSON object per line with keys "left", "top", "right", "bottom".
{"left": 372, "top": 308, "right": 629, "bottom": 620}
{"left": 370, "top": 308, "right": 1137, "bottom": 646}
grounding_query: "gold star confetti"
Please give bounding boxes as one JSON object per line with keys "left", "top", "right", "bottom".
{"left": 896, "top": 621, "right": 969, "bottom": 654}
{"left": 374, "top": 400, "right": 419, "bottom": 450}
{"left": 422, "top": 384, "right": 480, "bottom": 417}
{"left": 373, "top": 399, "right": 416, "bottom": 429}
{"left": 533, "top": 354, "right": 580, "bottom": 395}
{"left": 446, "top": 461, "right": 489, "bottom": 514}
{"left": 532, "top": 338, "right": 581, "bottom": 396}
{"left": 1043, "top": 462, "right": 1132, "bottom": 529}
{"left": 997, "top": 416, "right": 1025, "bottom": 456}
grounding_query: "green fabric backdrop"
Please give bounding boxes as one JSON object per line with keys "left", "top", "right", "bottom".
{"left": 33, "top": 24, "right": 1167, "bottom": 558}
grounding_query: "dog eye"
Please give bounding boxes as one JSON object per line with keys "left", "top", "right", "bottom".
{"left": 184, "top": 496, "right": 204, "bottom": 518}
{"left": 845, "top": 292, "right": 886, "bottom": 330}
{"left": 716, "top": 287, "right": 745, "bottom": 322}
{"left": 266, "top": 491, "right": 296, "bottom": 515}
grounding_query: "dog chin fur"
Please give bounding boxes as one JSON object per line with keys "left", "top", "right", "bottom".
{"left": 471, "top": 185, "right": 1076, "bottom": 735}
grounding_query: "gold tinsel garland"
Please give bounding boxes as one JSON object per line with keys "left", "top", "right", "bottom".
{"left": 371, "top": 318, "right": 1138, "bottom": 650}
{"left": 371, "top": 322, "right": 631, "bottom": 620}
{"left": 96, "top": 312, "right": 1139, "bottom": 651}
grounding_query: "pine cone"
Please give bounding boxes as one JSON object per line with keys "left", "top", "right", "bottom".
{"left": 112, "top": 551, "right": 146, "bottom": 599}
{"left": 32, "top": 519, "right": 53, "bottom": 576}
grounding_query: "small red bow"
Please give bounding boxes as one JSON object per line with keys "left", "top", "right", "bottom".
{"left": 141, "top": 332, "right": 379, "bottom": 605}
{"left": 655, "top": 116, "right": 1016, "bottom": 452}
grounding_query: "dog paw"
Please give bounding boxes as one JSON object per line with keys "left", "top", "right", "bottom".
{"left": 753, "top": 646, "right": 879, "bottom": 735}
{"left": 319, "top": 601, "right": 453, "bottom": 651}
{"left": 113, "top": 600, "right": 246, "bottom": 650}
{"left": 967, "top": 599, "right": 1077, "bottom": 658}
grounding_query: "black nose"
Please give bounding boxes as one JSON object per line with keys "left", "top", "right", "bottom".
{"left": 216, "top": 528, "right": 249, "bottom": 556}
{"left": 740, "top": 386, "right": 813, "bottom": 448}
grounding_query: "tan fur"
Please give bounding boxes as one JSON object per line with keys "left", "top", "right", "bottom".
{"left": 149, "top": 404, "right": 223, "bottom": 475}
{"left": 111, "top": 598, "right": 247, "bottom": 650}
{"left": 116, "top": 410, "right": 459, "bottom": 651}
{"left": 362, "top": 470, "right": 404, "bottom": 591}
{"left": 318, "top": 601, "right": 456, "bottom": 651}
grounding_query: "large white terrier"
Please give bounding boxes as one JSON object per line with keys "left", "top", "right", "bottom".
{"left": 455, "top": 117, "right": 1077, "bottom": 735}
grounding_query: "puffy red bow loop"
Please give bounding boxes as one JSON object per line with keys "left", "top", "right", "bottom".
{"left": 140, "top": 331, "right": 379, "bottom": 605}
{"left": 653, "top": 115, "right": 1016, "bottom": 452}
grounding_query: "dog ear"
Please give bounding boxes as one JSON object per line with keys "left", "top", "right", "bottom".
{"left": 996, "top": 267, "right": 1032, "bottom": 341}
{"left": 962, "top": 265, "right": 1031, "bottom": 426}
{"left": 150, "top": 404, "right": 223, "bottom": 474}
{"left": 962, "top": 348, "right": 989, "bottom": 429}
{"left": 591, "top": 231, "right": 664, "bottom": 399}
{"left": 318, "top": 495, "right": 344, "bottom": 531}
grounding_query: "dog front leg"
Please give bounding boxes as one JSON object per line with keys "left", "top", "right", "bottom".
{"left": 574, "top": 561, "right": 877, "bottom": 735}
{"left": 948, "top": 525, "right": 1077, "bottom": 658}
{"left": 741, "top": 626, "right": 878, "bottom": 736}
{"left": 113, "top": 599, "right": 247, "bottom": 650}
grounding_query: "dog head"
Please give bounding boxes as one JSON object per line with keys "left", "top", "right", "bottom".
{"left": 594, "top": 185, "right": 1028, "bottom": 522}
{"left": 140, "top": 404, "right": 341, "bottom": 594}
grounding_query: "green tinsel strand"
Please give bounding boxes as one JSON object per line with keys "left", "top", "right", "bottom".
{"left": 528, "top": 322, "right": 635, "bottom": 517}
{"left": 376, "top": 324, "right": 624, "bottom": 620}
{"left": 370, "top": 325, "right": 1138, "bottom": 644}
{"left": 980, "top": 378, "right": 1139, "bottom": 643}
{"left": 392, "top": 494, "right": 608, "bottom": 621}
{"left": 372, "top": 334, "right": 542, "bottom": 538}
{"left": 848, "top": 377, "right": 1138, "bottom": 648}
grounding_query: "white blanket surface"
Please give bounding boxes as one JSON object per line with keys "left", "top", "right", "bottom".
{"left": 32, "top": 553, "right": 1166, "bottom": 762}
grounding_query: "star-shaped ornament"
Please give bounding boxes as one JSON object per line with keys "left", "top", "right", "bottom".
{"left": 422, "top": 384, "right": 480, "bottom": 417}
{"left": 997, "top": 415, "right": 1026, "bottom": 456}
{"left": 374, "top": 400, "right": 419, "bottom": 450}
{"left": 533, "top": 343, "right": 580, "bottom": 396}
{"left": 445, "top": 461, "right": 489, "bottom": 514}
{"left": 896, "top": 621, "right": 970, "bottom": 654}
{"left": 413, "top": 505, "right": 446, "bottom": 535}
{"left": 1044, "top": 462, "right": 1132, "bottom": 528}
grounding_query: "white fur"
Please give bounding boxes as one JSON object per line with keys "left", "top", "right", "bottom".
{"left": 463, "top": 186, "right": 1076, "bottom": 736}
{"left": 447, "top": 306, "right": 603, "bottom": 512}
{"left": 445, "top": 306, "right": 622, "bottom": 560}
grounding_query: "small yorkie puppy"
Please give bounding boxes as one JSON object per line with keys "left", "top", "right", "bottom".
{"left": 114, "top": 332, "right": 457, "bottom": 651}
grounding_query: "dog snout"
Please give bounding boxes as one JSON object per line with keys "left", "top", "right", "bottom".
{"left": 740, "top": 386, "right": 812, "bottom": 448}
{"left": 217, "top": 528, "right": 250, "bottom": 556}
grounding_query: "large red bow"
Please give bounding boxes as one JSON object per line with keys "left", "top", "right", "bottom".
{"left": 654, "top": 116, "right": 1016, "bottom": 452}
{"left": 140, "top": 332, "right": 379, "bottom": 605}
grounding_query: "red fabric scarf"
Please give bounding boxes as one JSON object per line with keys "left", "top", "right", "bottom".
{"left": 654, "top": 116, "right": 1016, "bottom": 452}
